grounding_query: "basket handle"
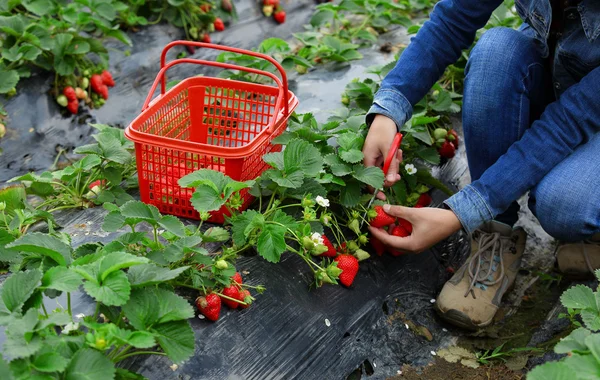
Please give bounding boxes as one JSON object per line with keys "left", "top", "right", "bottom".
{"left": 142, "top": 58, "right": 286, "bottom": 134}
{"left": 159, "top": 41, "right": 289, "bottom": 115}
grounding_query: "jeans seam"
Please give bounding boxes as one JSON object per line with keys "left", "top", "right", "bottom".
{"left": 519, "top": 62, "right": 544, "bottom": 138}
{"left": 375, "top": 88, "right": 412, "bottom": 110}
{"left": 468, "top": 185, "right": 495, "bottom": 220}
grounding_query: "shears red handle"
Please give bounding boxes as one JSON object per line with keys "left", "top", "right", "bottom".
{"left": 382, "top": 133, "right": 403, "bottom": 176}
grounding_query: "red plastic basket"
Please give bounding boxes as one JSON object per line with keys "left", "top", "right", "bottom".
{"left": 125, "top": 41, "right": 298, "bottom": 223}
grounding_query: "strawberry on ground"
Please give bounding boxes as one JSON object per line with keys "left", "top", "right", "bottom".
{"left": 438, "top": 141, "right": 456, "bottom": 159}
{"left": 63, "top": 86, "right": 77, "bottom": 101}
{"left": 335, "top": 254, "right": 359, "bottom": 287}
{"left": 221, "top": 286, "right": 243, "bottom": 309}
{"left": 66, "top": 100, "right": 78, "bottom": 114}
{"left": 370, "top": 236, "right": 386, "bottom": 256}
{"left": 239, "top": 289, "right": 252, "bottom": 309}
{"left": 202, "top": 33, "right": 211, "bottom": 43}
{"left": 196, "top": 294, "right": 221, "bottom": 321}
{"left": 320, "top": 236, "right": 337, "bottom": 257}
{"left": 369, "top": 205, "right": 396, "bottom": 228}
{"left": 214, "top": 18, "right": 225, "bottom": 31}
{"left": 273, "top": 8, "right": 286, "bottom": 24}
{"left": 389, "top": 225, "right": 409, "bottom": 256}
{"left": 231, "top": 272, "right": 243, "bottom": 285}
{"left": 101, "top": 70, "right": 115, "bottom": 87}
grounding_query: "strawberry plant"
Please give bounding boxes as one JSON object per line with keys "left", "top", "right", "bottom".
{"left": 9, "top": 125, "right": 136, "bottom": 212}
{"left": 528, "top": 270, "right": 600, "bottom": 379}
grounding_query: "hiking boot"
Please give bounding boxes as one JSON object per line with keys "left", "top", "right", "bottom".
{"left": 556, "top": 234, "right": 600, "bottom": 278}
{"left": 435, "top": 221, "right": 526, "bottom": 330}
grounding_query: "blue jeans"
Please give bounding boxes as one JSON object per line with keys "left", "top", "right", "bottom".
{"left": 463, "top": 27, "right": 600, "bottom": 242}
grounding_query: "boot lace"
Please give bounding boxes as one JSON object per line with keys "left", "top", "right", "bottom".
{"left": 464, "top": 230, "right": 516, "bottom": 299}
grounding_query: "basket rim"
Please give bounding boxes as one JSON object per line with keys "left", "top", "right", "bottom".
{"left": 125, "top": 77, "right": 299, "bottom": 158}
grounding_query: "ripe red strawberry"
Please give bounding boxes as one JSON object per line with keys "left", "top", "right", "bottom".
{"left": 274, "top": 8, "right": 286, "bottom": 24}
{"left": 89, "top": 179, "right": 106, "bottom": 190}
{"left": 200, "top": 3, "right": 211, "bottom": 12}
{"left": 231, "top": 272, "right": 243, "bottom": 285}
{"left": 98, "top": 85, "right": 109, "bottom": 100}
{"left": 447, "top": 129, "right": 459, "bottom": 149}
{"left": 398, "top": 218, "right": 412, "bottom": 234}
{"left": 214, "top": 18, "right": 225, "bottom": 31}
{"left": 320, "top": 236, "right": 337, "bottom": 257}
{"left": 66, "top": 100, "right": 78, "bottom": 114}
{"left": 263, "top": 0, "right": 279, "bottom": 5}
{"left": 335, "top": 254, "right": 359, "bottom": 287}
{"left": 369, "top": 205, "right": 396, "bottom": 228}
{"left": 438, "top": 141, "right": 456, "bottom": 159}
{"left": 196, "top": 294, "right": 221, "bottom": 321}
{"left": 221, "top": 286, "right": 242, "bottom": 309}
{"left": 389, "top": 225, "right": 409, "bottom": 256}
{"left": 90, "top": 74, "right": 104, "bottom": 94}
{"left": 101, "top": 70, "right": 115, "bottom": 87}
{"left": 239, "top": 289, "right": 252, "bottom": 309}
{"left": 370, "top": 236, "right": 386, "bottom": 256}
{"left": 202, "top": 33, "right": 211, "bottom": 43}
{"left": 186, "top": 45, "right": 196, "bottom": 54}
{"left": 416, "top": 193, "right": 432, "bottom": 208}
{"left": 63, "top": 86, "right": 77, "bottom": 101}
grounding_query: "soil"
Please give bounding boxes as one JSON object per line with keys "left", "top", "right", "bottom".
{"left": 392, "top": 358, "right": 523, "bottom": 380}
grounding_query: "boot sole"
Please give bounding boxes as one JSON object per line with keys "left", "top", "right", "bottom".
{"left": 434, "top": 305, "right": 493, "bottom": 331}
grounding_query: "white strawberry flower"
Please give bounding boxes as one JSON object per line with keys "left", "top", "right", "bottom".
{"left": 315, "top": 196, "right": 330, "bottom": 208}
{"left": 405, "top": 164, "right": 417, "bottom": 175}
{"left": 310, "top": 232, "right": 324, "bottom": 246}
{"left": 62, "top": 322, "right": 79, "bottom": 334}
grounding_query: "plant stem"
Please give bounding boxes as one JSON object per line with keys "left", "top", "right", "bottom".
{"left": 93, "top": 302, "right": 100, "bottom": 320}
{"left": 41, "top": 302, "right": 49, "bottom": 317}
{"left": 67, "top": 293, "right": 72, "bottom": 318}
{"left": 114, "top": 351, "right": 166, "bottom": 363}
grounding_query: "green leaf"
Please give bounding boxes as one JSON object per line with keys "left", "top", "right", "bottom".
{"left": 163, "top": 236, "right": 203, "bottom": 263}
{"left": 555, "top": 328, "right": 591, "bottom": 354}
{"left": 582, "top": 310, "right": 600, "bottom": 331}
{"left": 1, "top": 269, "right": 43, "bottom": 312}
{"left": 94, "top": 133, "right": 132, "bottom": 164}
{"left": 22, "top": 0, "right": 54, "bottom": 16}
{"left": 339, "top": 179, "right": 362, "bottom": 207}
{"left": 202, "top": 227, "right": 230, "bottom": 242}
{"left": 284, "top": 139, "right": 323, "bottom": 176}
{"left": 0, "top": 15, "right": 26, "bottom": 36}
{"left": 0, "top": 68, "right": 19, "bottom": 93}
{"left": 0, "top": 357, "right": 13, "bottom": 380}
{"left": 256, "top": 224, "right": 286, "bottom": 263}
{"left": 586, "top": 334, "right": 600, "bottom": 363}
{"left": 310, "top": 8, "right": 334, "bottom": 26}
{"left": 127, "top": 264, "right": 188, "bottom": 287}
{"left": 561, "top": 285, "right": 597, "bottom": 310}
{"left": 64, "top": 348, "right": 116, "bottom": 380}
{"left": 122, "top": 288, "right": 159, "bottom": 331}
{"left": 32, "top": 352, "right": 69, "bottom": 373}
{"left": 7, "top": 232, "right": 71, "bottom": 266}
{"left": 416, "top": 147, "right": 441, "bottom": 165}
{"left": 155, "top": 288, "right": 194, "bottom": 323}
{"left": 268, "top": 170, "right": 305, "bottom": 189}
{"left": 352, "top": 166, "right": 384, "bottom": 188}
{"left": 152, "top": 321, "right": 194, "bottom": 363}
{"left": 339, "top": 149, "right": 364, "bottom": 163}
{"left": 263, "top": 152, "right": 284, "bottom": 170}
{"left": 98, "top": 252, "right": 148, "bottom": 281}
{"left": 232, "top": 210, "right": 260, "bottom": 246}
{"left": 179, "top": 169, "right": 227, "bottom": 190}
{"left": 37, "top": 311, "right": 71, "bottom": 329}
{"left": 120, "top": 201, "right": 159, "bottom": 224}
{"left": 527, "top": 361, "right": 573, "bottom": 380}
{"left": 190, "top": 186, "right": 226, "bottom": 212}
{"left": 158, "top": 215, "right": 186, "bottom": 237}
{"left": 272, "top": 210, "right": 299, "bottom": 231}
{"left": 41, "top": 267, "right": 82, "bottom": 293}
{"left": 102, "top": 210, "right": 126, "bottom": 232}
{"left": 113, "top": 328, "right": 156, "bottom": 349}
{"left": 105, "top": 29, "right": 132, "bottom": 46}
{"left": 564, "top": 353, "right": 600, "bottom": 379}
{"left": 430, "top": 90, "right": 453, "bottom": 112}
{"left": 83, "top": 270, "right": 131, "bottom": 306}
{"left": 95, "top": 2, "right": 116, "bottom": 20}
{"left": 355, "top": 30, "right": 377, "bottom": 42}
{"left": 324, "top": 154, "right": 353, "bottom": 176}
{"left": 4, "top": 309, "right": 43, "bottom": 358}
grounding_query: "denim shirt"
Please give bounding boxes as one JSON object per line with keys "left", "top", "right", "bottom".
{"left": 367, "top": 0, "right": 600, "bottom": 234}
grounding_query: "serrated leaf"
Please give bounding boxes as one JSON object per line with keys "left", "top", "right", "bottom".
{"left": 268, "top": 169, "right": 305, "bottom": 189}
{"left": 582, "top": 310, "right": 600, "bottom": 331}
{"left": 32, "top": 352, "right": 69, "bottom": 373}
{"left": 163, "top": 236, "right": 203, "bottom": 263}
{"left": 555, "top": 328, "right": 591, "bottom": 354}
{"left": 339, "top": 179, "right": 362, "bottom": 207}
{"left": 287, "top": 178, "right": 327, "bottom": 200}
{"left": 257, "top": 224, "right": 286, "bottom": 263}
{"left": 202, "top": 227, "right": 229, "bottom": 242}
{"left": 155, "top": 288, "right": 194, "bottom": 323}
{"left": 190, "top": 185, "right": 226, "bottom": 212}
{"left": 83, "top": 270, "right": 131, "bottom": 306}
{"left": 352, "top": 166, "right": 384, "bottom": 188}
{"left": 152, "top": 321, "right": 194, "bottom": 363}
{"left": 4, "top": 308, "right": 42, "bottom": 358}
{"left": 339, "top": 149, "right": 364, "bottom": 163}
{"left": 564, "top": 353, "right": 600, "bottom": 379}
{"left": 64, "top": 348, "right": 116, "bottom": 380}
{"left": 586, "top": 334, "right": 600, "bottom": 363}
{"left": 41, "top": 267, "right": 82, "bottom": 293}
{"left": 561, "top": 285, "right": 597, "bottom": 310}
{"left": 232, "top": 210, "right": 260, "bottom": 246}
{"left": 179, "top": 169, "right": 227, "bottom": 191}
{"left": 527, "top": 361, "right": 573, "bottom": 380}
{"left": 283, "top": 139, "right": 323, "bottom": 176}
{"left": 1, "top": 269, "right": 43, "bottom": 312}
{"left": 102, "top": 210, "right": 126, "bottom": 232}
{"left": 99, "top": 252, "right": 148, "bottom": 281}
{"left": 416, "top": 147, "right": 441, "bottom": 165}
{"left": 6, "top": 233, "right": 71, "bottom": 266}
{"left": 158, "top": 215, "right": 186, "bottom": 237}
{"left": 127, "top": 264, "right": 188, "bottom": 287}
{"left": 122, "top": 288, "right": 159, "bottom": 331}
{"left": 272, "top": 210, "right": 298, "bottom": 231}
{"left": 120, "top": 201, "right": 159, "bottom": 223}
{"left": 430, "top": 90, "right": 453, "bottom": 112}
{"left": 113, "top": 328, "right": 156, "bottom": 349}
{"left": 263, "top": 152, "right": 284, "bottom": 170}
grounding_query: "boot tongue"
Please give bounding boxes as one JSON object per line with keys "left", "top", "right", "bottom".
{"left": 479, "top": 221, "right": 513, "bottom": 237}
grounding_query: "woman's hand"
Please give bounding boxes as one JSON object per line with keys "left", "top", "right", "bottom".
{"left": 363, "top": 114, "right": 403, "bottom": 189}
{"left": 369, "top": 204, "right": 462, "bottom": 253}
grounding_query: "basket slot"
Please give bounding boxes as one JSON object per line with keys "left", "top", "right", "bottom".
{"left": 188, "top": 85, "right": 207, "bottom": 144}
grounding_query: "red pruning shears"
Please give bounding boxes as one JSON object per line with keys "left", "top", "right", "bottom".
{"left": 361, "top": 132, "right": 403, "bottom": 227}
